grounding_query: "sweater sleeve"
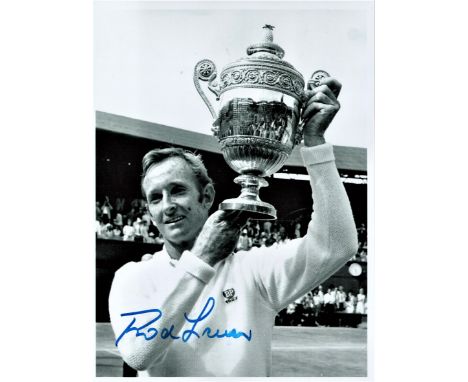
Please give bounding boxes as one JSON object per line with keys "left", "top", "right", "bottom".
{"left": 108, "top": 250, "right": 215, "bottom": 371}
{"left": 243, "top": 143, "right": 358, "bottom": 312}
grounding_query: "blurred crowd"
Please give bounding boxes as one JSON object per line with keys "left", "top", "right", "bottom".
{"left": 236, "top": 220, "right": 367, "bottom": 261}
{"left": 95, "top": 196, "right": 368, "bottom": 261}
{"left": 276, "top": 285, "right": 368, "bottom": 327}
{"left": 95, "top": 196, "right": 163, "bottom": 244}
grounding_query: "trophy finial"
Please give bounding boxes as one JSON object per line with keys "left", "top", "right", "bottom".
{"left": 263, "top": 24, "right": 275, "bottom": 42}
{"left": 247, "top": 24, "right": 284, "bottom": 59}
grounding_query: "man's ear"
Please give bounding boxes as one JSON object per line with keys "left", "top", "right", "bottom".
{"left": 201, "top": 183, "right": 215, "bottom": 210}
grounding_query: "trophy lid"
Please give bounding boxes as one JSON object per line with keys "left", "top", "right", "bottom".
{"left": 219, "top": 25, "right": 305, "bottom": 99}
{"left": 246, "top": 24, "right": 285, "bottom": 60}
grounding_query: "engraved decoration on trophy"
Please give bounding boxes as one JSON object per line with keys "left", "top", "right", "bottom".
{"left": 194, "top": 25, "right": 329, "bottom": 219}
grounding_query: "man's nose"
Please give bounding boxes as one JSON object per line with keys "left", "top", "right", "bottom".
{"left": 162, "top": 194, "right": 176, "bottom": 215}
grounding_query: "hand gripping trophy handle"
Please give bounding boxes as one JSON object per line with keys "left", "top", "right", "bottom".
{"left": 295, "top": 70, "right": 331, "bottom": 144}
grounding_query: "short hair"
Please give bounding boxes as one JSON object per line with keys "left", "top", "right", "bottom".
{"left": 141, "top": 147, "right": 213, "bottom": 198}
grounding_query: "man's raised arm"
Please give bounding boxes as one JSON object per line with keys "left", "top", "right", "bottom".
{"left": 241, "top": 77, "right": 358, "bottom": 310}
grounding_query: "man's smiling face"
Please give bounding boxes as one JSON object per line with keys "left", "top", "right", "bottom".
{"left": 143, "top": 157, "right": 211, "bottom": 250}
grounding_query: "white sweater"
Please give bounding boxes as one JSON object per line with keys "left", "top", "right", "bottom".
{"left": 108, "top": 143, "right": 358, "bottom": 376}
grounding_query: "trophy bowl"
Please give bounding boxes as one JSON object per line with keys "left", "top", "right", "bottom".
{"left": 194, "top": 25, "right": 328, "bottom": 219}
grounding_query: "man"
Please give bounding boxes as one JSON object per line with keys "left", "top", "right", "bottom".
{"left": 323, "top": 286, "right": 337, "bottom": 327}
{"left": 324, "top": 286, "right": 337, "bottom": 313}
{"left": 337, "top": 285, "right": 347, "bottom": 311}
{"left": 108, "top": 77, "right": 358, "bottom": 376}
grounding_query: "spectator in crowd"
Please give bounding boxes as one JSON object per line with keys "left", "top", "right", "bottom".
{"left": 323, "top": 286, "right": 337, "bottom": 326}
{"left": 101, "top": 196, "right": 113, "bottom": 221}
{"left": 103, "top": 224, "right": 115, "bottom": 239}
{"left": 251, "top": 235, "right": 261, "bottom": 248}
{"left": 96, "top": 201, "right": 102, "bottom": 219}
{"left": 236, "top": 229, "right": 252, "bottom": 251}
{"left": 358, "top": 247, "right": 367, "bottom": 262}
{"left": 139, "top": 219, "right": 150, "bottom": 242}
{"left": 113, "top": 212, "right": 124, "bottom": 231}
{"left": 96, "top": 215, "right": 112, "bottom": 239}
{"left": 132, "top": 216, "right": 145, "bottom": 242}
{"left": 115, "top": 197, "right": 126, "bottom": 213}
{"left": 345, "top": 291, "right": 356, "bottom": 313}
{"left": 244, "top": 220, "right": 254, "bottom": 237}
{"left": 356, "top": 288, "right": 366, "bottom": 314}
{"left": 324, "top": 286, "right": 336, "bottom": 314}
{"left": 312, "top": 289, "right": 322, "bottom": 312}
{"left": 112, "top": 225, "right": 122, "bottom": 240}
{"left": 276, "top": 232, "right": 289, "bottom": 246}
{"left": 301, "top": 292, "right": 315, "bottom": 326}
{"left": 312, "top": 289, "right": 322, "bottom": 325}
{"left": 265, "top": 233, "right": 276, "bottom": 247}
{"left": 285, "top": 302, "right": 297, "bottom": 325}
{"left": 263, "top": 221, "right": 272, "bottom": 236}
{"left": 278, "top": 225, "right": 287, "bottom": 239}
{"left": 253, "top": 222, "right": 261, "bottom": 237}
{"left": 294, "top": 222, "right": 302, "bottom": 238}
{"left": 144, "top": 232, "right": 157, "bottom": 244}
{"left": 125, "top": 199, "right": 143, "bottom": 223}
{"left": 336, "top": 285, "right": 347, "bottom": 311}
{"left": 317, "top": 285, "right": 324, "bottom": 305}
{"left": 95, "top": 217, "right": 103, "bottom": 237}
{"left": 331, "top": 285, "right": 337, "bottom": 306}
{"left": 259, "top": 231, "right": 268, "bottom": 247}
{"left": 122, "top": 218, "right": 136, "bottom": 241}
{"left": 141, "top": 210, "right": 152, "bottom": 226}
{"left": 130, "top": 198, "right": 140, "bottom": 209}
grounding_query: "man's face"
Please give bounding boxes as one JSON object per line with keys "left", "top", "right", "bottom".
{"left": 143, "top": 157, "right": 211, "bottom": 249}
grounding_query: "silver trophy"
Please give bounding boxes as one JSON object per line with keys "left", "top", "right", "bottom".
{"left": 194, "top": 25, "right": 329, "bottom": 219}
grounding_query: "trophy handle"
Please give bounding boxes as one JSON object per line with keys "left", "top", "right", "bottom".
{"left": 307, "top": 70, "right": 331, "bottom": 90}
{"left": 194, "top": 59, "right": 222, "bottom": 135}
{"left": 295, "top": 70, "right": 331, "bottom": 145}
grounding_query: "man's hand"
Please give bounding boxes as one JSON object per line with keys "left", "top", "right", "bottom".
{"left": 301, "top": 77, "right": 342, "bottom": 147}
{"left": 191, "top": 210, "right": 247, "bottom": 267}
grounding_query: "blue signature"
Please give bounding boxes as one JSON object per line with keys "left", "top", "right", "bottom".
{"left": 115, "top": 297, "right": 252, "bottom": 346}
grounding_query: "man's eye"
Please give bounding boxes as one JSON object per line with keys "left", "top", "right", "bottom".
{"left": 149, "top": 196, "right": 161, "bottom": 204}
{"left": 172, "top": 186, "right": 185, "bottom": 194}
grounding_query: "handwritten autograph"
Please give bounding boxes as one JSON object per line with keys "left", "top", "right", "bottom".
{"left": 115, "top": 297, "right": 252, "bottom": 346}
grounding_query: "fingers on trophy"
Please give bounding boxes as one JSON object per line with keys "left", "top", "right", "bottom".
{"left": 194, "top": 25, "right": 330, "bottom": 220}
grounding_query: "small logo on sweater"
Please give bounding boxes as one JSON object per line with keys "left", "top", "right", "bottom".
{"left": 222, "top": 288, "right": 238, "bottom": 303}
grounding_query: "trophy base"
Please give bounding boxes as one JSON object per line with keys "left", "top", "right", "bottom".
{"left": 218, "top": 174, "right": 277, "bottom": 220}
{"left": 219, "top": 198, "right": 277, "bottom": 220}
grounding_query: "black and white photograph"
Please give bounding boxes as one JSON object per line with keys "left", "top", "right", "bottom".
{"left": 5, "top": 1, "right": 468, "bottom": 382}
{"left": 94, "top": 0, "right": 373, "bottom": 378}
